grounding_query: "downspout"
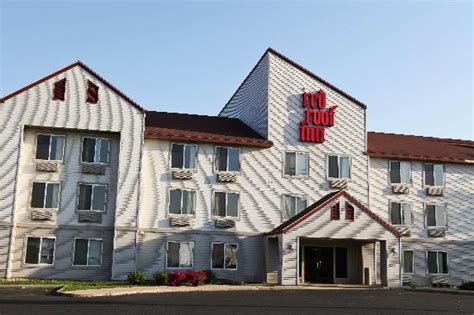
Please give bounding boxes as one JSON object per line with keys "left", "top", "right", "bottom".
{"left": 398, "top": 237, "right": 402, "bottom": 288}
{"left": 5, "top": 125, "right": 24, "bottom": 279}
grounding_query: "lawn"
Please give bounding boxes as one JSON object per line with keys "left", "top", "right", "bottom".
{"left": 0, "top": 279, "right": 155, "bottom": 291}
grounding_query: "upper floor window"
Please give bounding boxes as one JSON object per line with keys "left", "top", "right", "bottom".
{"left": 426, "top": 204, "right": 447, "bottom": 228}
{"left": 73, "top": 238, "right": 103, "bottom": 266}
{"left": 424, "top": 163, "right": 444, "bottom": 186}
{"left": 36, "top": 134, "right": 65, "bottom": 161}
{"left": 212, "top": 243, "right": 238, "bottom": 270}
{"left": 169, "top": 188, "right": 195, "bottom": 215}
{"left": 167, "top": 241, "right": 194, "bottom": 268}
{"left": 52, "top": 78, "right": 66, "bottom": 101}
{"left": 171, "top": 143, "right": 197, "bottom": 170}
{"left": 78, "top": 184, "right": 107, "bottom": 212}
{"left": 82, "top": 137, "right": 110, "bottom": 164}
{"left": 389, "top": 161, "right": 411, "bottom": 184}
{"left": 403, "top": 250, "right": 414, "bottom": 274}
{"left": 390, "top": 202, "right": 413, "bottom": 226}
{"left": 282, "top": 195, "right": 307, "bottom": 219}
{"left": 328, "top": 155, "right": 350, "bottom": 179}
{"left": 215, "top": 147, "right": 240, "bottom": 172}
{"left": 427, "top": 251, "right": 448, "bottom": 274}
{"left": 284, "top": 151, "right": 308, "bottom": 177}
{"left": 86, "top": 81, "right": 99, "bottom": 104}
{"left": 25, "top": 236, "right": 55, "bottom": 265}
{"left": 213, "top": 191, "right": 239, "bottom": 218}
{"left": 30, "top": 182, "right": 60, "bottom": 209}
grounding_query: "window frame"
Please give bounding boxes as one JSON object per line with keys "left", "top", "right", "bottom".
{"left": 167, "top": 187, "right": 196, "bottom": 216}
{"left": 76, "top": 183, "right": 108, "bottom": 213}
{"left": 426, "top": 250, "right": 449, "bottom": 275}
{"left": 214, "top": 146, "right": 241, "bottom": 173}
{"left": 326, "top": 154, "right": 352, "bottom": 180}
{"left": 283, "top": 151, "right": 309, "bottom": 178}
{"left": 80, "top": 136, "right": 111, "bottom": 165}
{"left": 34, "top": 133, "right": 66, "bottom": 162}
{"left": 389, "top": 201, "right": 414, "bottom": 227}
{"left": 23, "top": 235, "right": 56, "bottom": 266}
{"left": 388, "top": 160, "right": 412, "bottom": 185}
{"left": 30, "top": 181, "right": 61, "bottom": 210}
{"left": 169, "top": 142, "right": 198, "bottom": 171}
{"left": 423, "top": 163, "right": 445, "bottom": 187}
{"left": 210, "top": 242, "right": 239, "bottom": 271}
{"left": 281, "top": 194, "right": 308, "bottom": 220}
{"left": 424, "top": 203, "right": 448, "bottom": 228}
{"left": 72, "top": 237, "right": 103, "bottom": 267}
{"left": 166, "top": 241, "right": 195, "bottom": 269}
{"left": 212, "top": 190, "right": 240, "bottom": 219}
{"left": 402, "top": 250, "right": 414, "bottom": 274}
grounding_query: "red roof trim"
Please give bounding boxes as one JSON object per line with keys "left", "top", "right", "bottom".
{"left": 0, "top": 61, "right": 145, "bottom": 113}
{"left": 145, "top": 127, "right": 273, "bottom": 148}
{"left": 267, "top": 191, "right": 400, "bottom": 238}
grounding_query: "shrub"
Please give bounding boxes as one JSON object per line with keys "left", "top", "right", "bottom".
{"left": 168, "top": 271, "right": 188, "bottom": 286}
{"left": 458, "top": 281, "right": 474, "bottom": 290}
{"left": 127, "top": 271, "right": 146, "bottom": 285}
{"left": 186, "top": 271, "right": 208, "bottom": 286}
{"left": 204, "top": 270, "right": 217, "bottom": 284}
{"left": 154, "top": 271, "right": 169, "bottom": 286}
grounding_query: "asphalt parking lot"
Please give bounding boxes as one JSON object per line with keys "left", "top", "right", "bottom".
{"left": 0, "top": 287, "right": 472, "bottom": 315}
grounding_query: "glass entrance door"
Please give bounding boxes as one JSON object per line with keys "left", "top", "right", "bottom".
{"left": 304, "top": 246, "right": 334, "bottom": 283}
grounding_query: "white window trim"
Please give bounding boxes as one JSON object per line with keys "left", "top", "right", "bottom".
{"left": 212, "top": 190, "right": 240, "bottom": 219}
{"left": 166, "top": 241, "right": 194, "bottom": 269}
{"left": 167, "top": 187, "right": 196, "bottom": 216}
{"left": 423, "top": 163, "right": 445, "bottom": 187}
{"left": 23, "top": 235, "right": 56, "bottom": 266}
{"left": 169, "top": 143, "right": 198, "bottom": 171}
{"left": 34, "top": 133, "right": 66, "bottom": 162}
{"left": 426, "top": 250, "right": 449, "bottom": 275}
{"left": 30, "top": 181, "right": 61, "bottom": 210}
{"left": 77, "top": 183, "right": 108, "bottom": 213}
{"left": 281, "top": 194, "right": 308, "bottom": 221}
{"left": 424, "top": 203, "right": 448, "bottom": 229}
{"left": 72, "top": 238, "right": 103, "bottom": 267}
{"left": 388, "top": 160, "right": 412, "bottom": 186}
{"left": 81, "top": 136, "right": 111, "bottom": 165}
{"left": 326, "top": 154, "right": 352, "bottom": 180}
{"left": 402, "top": 250, "right": 415, "bottom": 275}
{"left": 282, "top": 151, "right": 309, "bottom": 178}
{"left": 214, "top": 146, "right": 241, "bottom": 173}
{"left": 388, "top": 201, "right": 414, "bottom": 227}
{"left": 210, "top": 242, "right": 238, "bottom": 271}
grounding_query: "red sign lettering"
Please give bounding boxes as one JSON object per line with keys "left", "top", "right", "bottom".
{"left": 300, "top": 89, "right": 336, "bottom": 143}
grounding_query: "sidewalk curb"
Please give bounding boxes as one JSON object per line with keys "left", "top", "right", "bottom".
{"left": 403, "top": 287, "right": 474, "bottom": 296}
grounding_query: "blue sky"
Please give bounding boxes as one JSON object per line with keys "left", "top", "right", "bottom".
{"left": 1, "top": 1, "right": 472, "bottom": 139}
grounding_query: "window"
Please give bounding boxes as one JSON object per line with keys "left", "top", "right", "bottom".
{"left": 25, "top": 237, "right": 55, "bottom": 265}
{"left": 426, "top": 204, "right": 447, "bottom": 227}
{"left": 215, "top": 147, "right": 240, "bottom": 172}
{"left": 30, "top": 182, "right": 60, "bottom": 209}
{"left": 86, "top": 80, "right": 99, "bottom": 103}
{"left": 167, "top": 241, "right": 194, "bottom": 268}
{"left": 78, "top": 184, "right": 107, "bottom": 212}
{"left": 169, "top": 189, "right": 195, "bottom": 215}
{"left": 52, "top": 78, "right": 66, "bottom": 101}
{"left": 427, "top": 251, "right": 448, "bottom": 274}
{"left": 284, "top": 151, "right": 308, "bottom": 176}
{"left": 390, "top": 202, "right": 413, "bottom": 226}
{"left": 81, "top": 137, "right": 110, "bottom": 164}
{"left": 213, "top": 192, "right": 239, "bottom": 218}
{"left": 403, "top": 250, "right": 414, "bottom": 274}
{"left": 35, "top": 134, "right": 65, "bottom": 161}
{"left": 424, "top": 163, "right": 444, "bottom": 186}
{"left": 389, "top": 161, "right": 411, "bottom": 184}
{"left": 331, "top": 202, "right": 340, "bottom": 220}
{"left": 212, "top": 243, "right": 238, "bottom": 270}
{"left": 171, "top": 143, "right": 197, "bottom": 169}
{"left": 328, "top": 155, "right": 350, "bottom": 179}
{"left": 73, "top": 238, "right": 103, "bottom": 266}
{"left": 282, "top": 195, "right": 307, "bottom": 219}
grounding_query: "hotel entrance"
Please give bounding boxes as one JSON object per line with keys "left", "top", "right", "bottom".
{"left": 301, "top": 246, "right": 347, "bottom": 284}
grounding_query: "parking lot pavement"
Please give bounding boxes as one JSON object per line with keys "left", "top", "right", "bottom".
{"left": 0, "top": 287, "right": 472, "bottom": 315}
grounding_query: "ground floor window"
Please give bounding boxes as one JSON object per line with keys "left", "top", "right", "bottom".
{"left": 403, "top": 250, "right": 414, "bottom": 274}
{"left": 427, "top": 251, "right": 448, "bottom": 274}
{"left": 73, "top": 238, "right": 103, "bottom": 266}
{"left": 167, "top": 241, "right": 194, "bottom": 268}
{"left": 25, "top": 237, "right": 55, "bottom": 265}
{"left": 212, "top": 243, "right": 238, "bottom": 270}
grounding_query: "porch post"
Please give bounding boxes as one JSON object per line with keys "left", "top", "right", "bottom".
{"left": 296, "top": 236, "right": 300, "bottom": 285}
{"left": 398, "top": 238, "right": 402, "bottom": 288}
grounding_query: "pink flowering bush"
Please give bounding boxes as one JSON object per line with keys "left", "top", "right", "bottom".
{"left": 168, "top": 271, "right": 187, "bottom": 286}
{"left": 166, "top": 270, "right": 209, "bottom": 286}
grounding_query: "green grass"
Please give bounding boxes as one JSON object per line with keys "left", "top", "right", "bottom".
{"left": 0, "top": 279, "right": 155, "bottom": 291}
